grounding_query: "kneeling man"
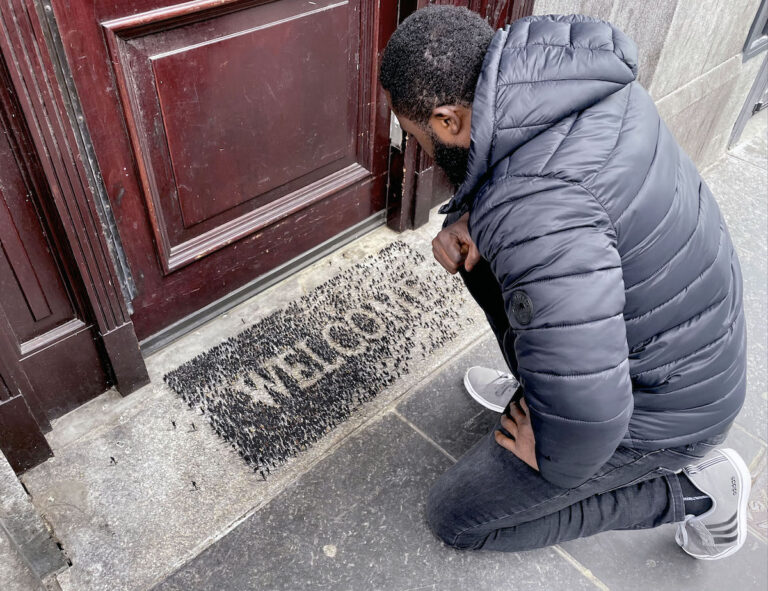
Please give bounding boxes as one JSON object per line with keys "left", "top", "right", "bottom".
{"left": 379, "top": 7, "right": 749, "bottom": 559}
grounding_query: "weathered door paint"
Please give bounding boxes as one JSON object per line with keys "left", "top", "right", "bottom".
{"left": 52, "top": 0, "right": 398, "bottom": 339}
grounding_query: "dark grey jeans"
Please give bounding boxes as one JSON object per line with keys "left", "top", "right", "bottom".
{"left": 426, "top": 418, "right": 727, "bottom": 551}
{"left": 430, "top": 215, "right": 729, "bottom": 550}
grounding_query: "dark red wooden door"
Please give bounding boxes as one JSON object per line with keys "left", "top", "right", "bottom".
{"left": 0, "top": 53, "right": 109, "bottom": 432}
{"left": 52, "top": 0, "right": 397, "bottom": 340}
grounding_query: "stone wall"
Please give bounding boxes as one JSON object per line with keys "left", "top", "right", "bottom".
{"left": 533, "top": 0, "right": 766, "bottom": 169}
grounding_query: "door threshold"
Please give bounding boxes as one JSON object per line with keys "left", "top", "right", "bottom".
{"left": 139, "top": 212, "right": 386, "bottom": 356}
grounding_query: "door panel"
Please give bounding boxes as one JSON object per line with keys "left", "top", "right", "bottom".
{"left": 54, "top": 0, "right": 396, "bottom": 339}
{"left": 0, "top": 130, "right": 71, "bottom": 339}
{"left": 0, "top": 55, "right": 110, "bottom": 420}
{"left": 151, "top": 2, "right": 351, "bottom": 229}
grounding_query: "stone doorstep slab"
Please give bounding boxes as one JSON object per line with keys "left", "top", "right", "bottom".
{"left": 20, "top": 208, "right": 491, "bottom": 591}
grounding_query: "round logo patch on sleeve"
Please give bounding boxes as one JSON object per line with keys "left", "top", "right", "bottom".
{"left": 511, "top": 290, "right": 534, "bottom": 325}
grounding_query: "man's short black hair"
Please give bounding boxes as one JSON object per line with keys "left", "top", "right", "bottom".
{"left": 379, "top": 6, "right": 494, "bottom": 125}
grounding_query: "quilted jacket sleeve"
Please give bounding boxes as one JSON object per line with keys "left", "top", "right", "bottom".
{"left": 469, "top": 175, "right": 634, "bottom": 489}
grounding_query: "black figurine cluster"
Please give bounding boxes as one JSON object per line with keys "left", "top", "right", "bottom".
{"left": 163, "top": 241, "right": 467, "bottom": 479}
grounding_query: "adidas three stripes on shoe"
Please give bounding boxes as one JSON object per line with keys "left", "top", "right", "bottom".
{"left": 675, "top": 448, "right": 751, "bottom": 560}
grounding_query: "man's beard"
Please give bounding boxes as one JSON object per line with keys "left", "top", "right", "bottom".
{"left": 429, "top": 129, "right": 470, "bottom": 189}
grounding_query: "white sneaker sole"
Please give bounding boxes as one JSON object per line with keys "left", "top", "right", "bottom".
{"left": 684, "top": 447, "right": 752, "bottom": 560}
{"left": 463, "top": 369, "right": 506, "bottom": 413}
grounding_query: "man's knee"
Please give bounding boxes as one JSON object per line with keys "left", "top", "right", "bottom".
{"left": 426, "top": 477, "right": 480, "bottom": 550}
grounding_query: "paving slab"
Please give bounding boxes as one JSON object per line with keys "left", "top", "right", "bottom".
{"left": 397, "top": 333, "right": 507, "bottom": 460}
{"left": 560, "top": 524, "right": 768, "bottom": 591}
{"left": 559, "top": 428, "right": 768, "bottom": 591}
{"left": 153, "top": 413, "right": 598, "bottom": 591}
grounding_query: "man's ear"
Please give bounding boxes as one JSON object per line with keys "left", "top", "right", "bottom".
{"left": 430, "top": 105, "right": 464, "bottom": 137}
{"left": 429, "top": 105, "right": 472, "bottom": 148}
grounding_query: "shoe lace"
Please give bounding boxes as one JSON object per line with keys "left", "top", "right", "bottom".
{"left": 488, "top": 374, "right": 518, "bottom": 400}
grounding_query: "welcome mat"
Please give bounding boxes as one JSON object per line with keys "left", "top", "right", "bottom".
{"left": 163, "top": 241, "right": 468, "bottom": 478}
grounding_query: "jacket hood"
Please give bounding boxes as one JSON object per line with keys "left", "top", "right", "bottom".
{"left": 440, "top": 14, "right": 638, "bottom": 215}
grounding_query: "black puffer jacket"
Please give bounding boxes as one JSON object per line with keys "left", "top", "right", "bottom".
{"left": 440, "top": 14, "right": 747, "bottom": 488}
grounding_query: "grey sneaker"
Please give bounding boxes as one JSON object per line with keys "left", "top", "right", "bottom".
{"left": 675, "top": 448, "right": 751, "bottom": 560}
{"left": 463, "top": 366, "right": 519, "bottom": 412}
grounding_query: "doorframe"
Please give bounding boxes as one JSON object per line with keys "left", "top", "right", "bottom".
{"left": 386, "top": 0, "right": 534, "bottom": 232}
{"left": 0, "top": 307, "right": 53, "bottom": 475}
{"left": 0, "top": 0, "right": 149, "bottom": 396}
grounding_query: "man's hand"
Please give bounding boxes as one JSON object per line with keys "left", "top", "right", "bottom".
{"left": 495, "top": 398, "right": 540, "bottom": 471}
{"left": 432, "top": 212, "right": 481, "bottom": 274}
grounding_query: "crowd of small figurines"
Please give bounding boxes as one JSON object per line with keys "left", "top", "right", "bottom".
{"left": 163, "top": 241, "right": 469, "bottom": 480}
